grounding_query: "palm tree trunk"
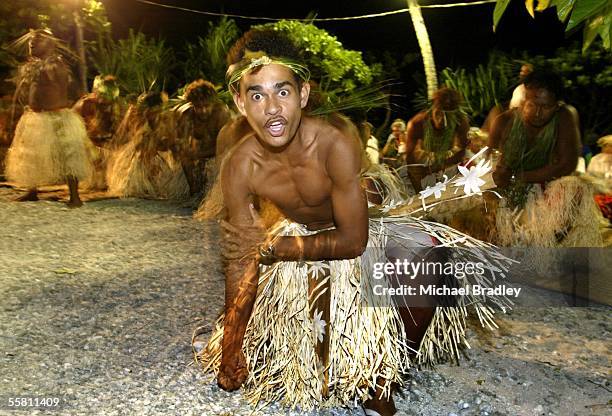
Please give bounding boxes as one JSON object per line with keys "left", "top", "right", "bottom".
{"left": 73, "top": 10, "right": 88, "bottom": 95}
{"left": 407, "top": 0, "right": 438, "bottom": 100}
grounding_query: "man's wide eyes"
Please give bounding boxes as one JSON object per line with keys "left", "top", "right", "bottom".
{"left": 250, "top": 89, "right": 290, "bottom": 101}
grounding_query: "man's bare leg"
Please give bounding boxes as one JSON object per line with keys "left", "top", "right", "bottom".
{"left": 363, "top": 379, "right": 397, "bottom": 416}
{"left": 14, "top": 188, "right": 38, "bottom": 202}
{"left": 66, "top": 176, "right": 83, "bottom": 208}
{"left": 218, "top": 260, "right": 259, "bottom": 391}
{"left": 362, "top": 306, "right": 435, "bottom": 416}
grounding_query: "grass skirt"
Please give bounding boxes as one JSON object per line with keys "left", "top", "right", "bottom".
{"left": 495, "top": 176, "right": 604, "bottom": 247}
{"left": 6, "top": 109, "right": 94, "bottom": 187}
{"left": 106, "top": 141, "right": 189, "bottom": 200}
{"left": 197, "top": 217, "right": 512, "bottom": 409}
{"left": 82, "top": 146, "right": 109, "bottom": 190}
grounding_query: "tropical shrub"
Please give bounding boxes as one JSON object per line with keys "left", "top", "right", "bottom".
{"left": 90, "top": 29, "right": 175, "bottom": 97}
{"left": 413, "top": 51, "right": 517, "bottom": 125}
{"left": 256, "top": 20, "right": 382, "bottom": 93}
{"left": 182, "top": 17, "right": 241, "bottom": 86}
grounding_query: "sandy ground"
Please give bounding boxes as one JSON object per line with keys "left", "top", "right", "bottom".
{"left": 0, "top": 186, "right": 610, "bottom": 416}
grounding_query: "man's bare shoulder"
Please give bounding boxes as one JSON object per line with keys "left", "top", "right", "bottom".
{"left": 302, "top": 114, "right": 360, "bottom": 152}
{"left": 219, "top": 116, "right": 250, "bottom": 138}
{"left": 217, "top": 116, "right": 253, "bottom": 157}
{"left": 409, "top": 111, "right": 428, "bottom": 124}
{"left": 494, "top": 109, "right": 515, "bottom": 128}
{"left": 226, "top": 130, "right": 258, "bottom": 163}
{"left": 220, "top": 134, "right": 259, "bottom": 194}
{"left": 406, "top": 111, "right": 427, "bottom": 135}
{"left": 300, "top": 115, "right": 362, "bottom": 178}
{"left": 558, "top": 103, "right": 579, "bottom": 122}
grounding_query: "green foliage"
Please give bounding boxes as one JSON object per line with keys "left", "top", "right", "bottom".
{"left": 494, "top": 0, "right": 612, "bottom": 52}
{"left": 413, "top": 51, "right": 516, "bottom": 125}
{"left": 493, "top": 0, "right": 512, "bottom": 31}
{"left": 0, "top": 0, "right": 109, "bottom": 46}
{"left": 256, "top": 20, "right": 382, "bottom": 93}
{"left": 81, "top": 0, "right": 112, "bottom": 38}
{"left": 0, "top": 0, "right": 111, "bottom": 88}
{"left": 0, "top": 1, "right": 68, "bottom": 71}
{"left": 89, "top": 29, "right": 175, "bottom": 97}
{"left": 183, "top": 17, "right": 241, "bottom": 85}
{"left": 416, "top": 41, "right": 611, "bottom": 140}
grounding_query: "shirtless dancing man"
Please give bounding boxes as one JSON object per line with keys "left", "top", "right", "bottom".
{"left": 207, "top": 28, "right": 442, "bottom": 416}
{"left": 6, "top": 30, "right": 94, "bottom": 208}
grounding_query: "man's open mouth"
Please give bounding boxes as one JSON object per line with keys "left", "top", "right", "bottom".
{"left": 265, "top": 118, "right": 287, "bottom": 137}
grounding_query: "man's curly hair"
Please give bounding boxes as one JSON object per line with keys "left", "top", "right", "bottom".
{"left": 523, "top": 68, "right": 564, "bottom": 101}
{"left": 184, "top": 79, "right": 217, "bottom": 104}
{"left": 226, "top": 28, "right": 303, "bottom": 67}
{"left": 432, "top": 87, "right": 463, "bottom": 111}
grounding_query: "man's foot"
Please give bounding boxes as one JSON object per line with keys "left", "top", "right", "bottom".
{"left": 14, "top": 190, "right": 38, "bottom": 202}
{"left": 66, "top": 199, "right": 83, "bottom": 209}
{"left": 66, "top": 176, "right": 83, "bottom": 209}
{"left": 363, "top": 395, "right": 397, "bottom": 416}
{"left": 217, "top": 351, "right": 248, "bottom": 391}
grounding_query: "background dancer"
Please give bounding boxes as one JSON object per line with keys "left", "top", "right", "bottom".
{"left": 5, "top": 29, "right": 94, "bottom": 208}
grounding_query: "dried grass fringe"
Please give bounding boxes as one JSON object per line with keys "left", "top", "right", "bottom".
{"left": 6, "top": 109, "right": 94, "bottom": 187}
{"left": 495, "top": 176, "right": 604, "bottom": 248}
{"left": 196, "top": 216, "right": 513, "bottom": 409}
{"left": 106, "top": 128, "right": 189, "bottom": 200}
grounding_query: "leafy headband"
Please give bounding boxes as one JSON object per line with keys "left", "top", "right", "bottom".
{"left": 226, "top": 50, "right": 310, "bottom": 93}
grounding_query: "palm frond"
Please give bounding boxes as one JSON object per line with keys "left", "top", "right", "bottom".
{"left": 89, "top": 29, "right": 174, "bottom": 96}
{"left": 308, "top": 81, "right": 399, "bottom": 117}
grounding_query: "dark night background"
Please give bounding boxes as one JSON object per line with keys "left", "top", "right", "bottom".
{"left": 99, "top": 0, "right": 577, "bottom": 120}
{"left": 102, "top": 0, "right": 572, "bottom": 69}
{"left": 0, "top": 0, "right": 584, "bottom": 125}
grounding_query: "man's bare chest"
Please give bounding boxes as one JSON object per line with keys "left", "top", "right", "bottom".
{"left": 252, "top": 159, "right": 332, "bottom": 212}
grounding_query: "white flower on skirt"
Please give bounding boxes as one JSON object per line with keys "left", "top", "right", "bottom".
{"left": 453, "top": 159, "right": 491, "bottom": 195}
{"left": 381, "top": 199, "right": 403, "bottom": 213}
{"left": 307, "top": 261, "right": 330, "bottom": 279}
{"left": 313, "top": 309, "right": 327, "bottom": 344}
{"left": 419, "top": 175, "right": 449, "bottom": 200}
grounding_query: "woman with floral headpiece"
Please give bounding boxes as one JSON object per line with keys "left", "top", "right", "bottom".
{"left": 5, "top": 29, "right": 95, "bottom": 207}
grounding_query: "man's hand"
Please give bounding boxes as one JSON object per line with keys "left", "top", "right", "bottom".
{"left": 221, "top": 204, "right": 269, "bottom": 262}
{"left": 218, "top": 349, "right": 248, "bottom": 391}
{"left": 493, "top": 165, "right": 512, "bottom": 188}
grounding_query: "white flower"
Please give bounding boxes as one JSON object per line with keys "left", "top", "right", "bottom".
{"left": 312, "top": 309, "right": 326, "bottom": 343}
{"left": 307, "top": 261, "right": 330, "bottom": 279}
{"left": 419, "top": 176, "right": 449, "bottom": 200}
{"left": 452, "top": 159, "right": 491, "bottom": 195}
{"left": 381, "top": 199, "right": 403, "bottom": 213}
